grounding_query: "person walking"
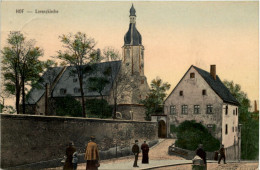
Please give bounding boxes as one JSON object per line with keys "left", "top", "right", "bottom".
{"left": 195, "top": 144, "right": 207, "bottom": 169}
{"left": 218, "top": 144, "right": 226, "bottom": 164}
{"left": 64, "top": 141, "right": 76, "bottom": 170}
{"left": 85, "top": 136, "right": 99, "bottom": 170}
{"left": 72, "top": 151, "right": 78, "bottom": 170}
{"left": 141, "top": 141, "right": 149, "bottom": 164}
{"left": 132, "top": 140, "right": 140, "bottom": 167}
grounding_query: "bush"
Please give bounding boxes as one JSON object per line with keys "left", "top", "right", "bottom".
{"left": 175, "top": 120, "right": 220, "bottom": 152}
{"left": 54, "top": 95, "right": 82, "bottom": 117}
{"left": 85, "top": 99, "right": 112, "bottom": 118}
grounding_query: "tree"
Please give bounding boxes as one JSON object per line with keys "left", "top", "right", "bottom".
{"left": 223, "top": 80, "right": 259, "bottom": 160}
{"left": 1, "top": 32, "right": 44, "bottom": 114}
{"left": 87, "top": 77, "right": 109, "bottom": 116}
{"left": 175, "top": 120, "right": 220, "bottom": 152}
{"left": 54, "top": 95, "right": 82, "bottom": 117}
{"left": 57, "top": 32, "right": 98, "bottom": 117}
{"left": 102, "top": 47, "right": 121, "bottom": 118}
{"left": 141, "top": 77, "right": 171, "bottom": 120}
{"left": 85, "top": 99, "right": 112, "bottom": 118}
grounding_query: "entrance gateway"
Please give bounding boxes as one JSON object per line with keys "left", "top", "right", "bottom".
{"left": 151, "top": 114, "right": 167, "bottom": 138}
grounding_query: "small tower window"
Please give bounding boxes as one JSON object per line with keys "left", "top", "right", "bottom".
{"left": 190, "top": 73, "right": 195, "bottom": 78}
{"left": 179, "top": 91, "right": 183, "bottom": 96}
{"left": 141, "top": 80, "right": 144, "bottom": 84}
{"left": 202, "top": 90, "right": 207, "bottom": 95}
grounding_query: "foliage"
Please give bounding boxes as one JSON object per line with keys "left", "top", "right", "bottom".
{"left": 57, "top": 32, "right": 98, "bottom": 117}
{"left": 140, "top": 77, "right": 171, "bottom": 120}
{"left": 85, "top": 99, "right": 112, "bottom": 118}
{"left": 175, "top": 120, "right": 220, "bottom": 152}
{"left": 1, "top": 31, "right": 45, "bottom": 114}
{"left": 223, "top": 80, "right": 259, "bottom": 160}
{"left": 87, "top": 77, "right": 109, "bottom": 96}
{"left": 170, "top": 124, "right": 177, "bottom": 133}
{"left": 54, "top": 95, "right": 82, "bottom": 117}
{"left": 0, "top": 104, "right": 3, "bottom": 113}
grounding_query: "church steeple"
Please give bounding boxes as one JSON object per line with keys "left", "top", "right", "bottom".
{"left": 124, "top": 4, "right": 142, "bottom": 46}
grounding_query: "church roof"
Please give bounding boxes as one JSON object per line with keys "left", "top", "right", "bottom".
{"left": 193, "top": 66, "right": 240, "bottom": 106}
{"left": 52, "top": 61, "right": 121, "bottom": 97}
{"left": 26, "top": 61, "right": 121, "bottom": 104}
{"left": 124, "top": 5, "right": 142, "bottom": 46}
{"left": 25, "top": 67, "right": 64, "bottom": 104}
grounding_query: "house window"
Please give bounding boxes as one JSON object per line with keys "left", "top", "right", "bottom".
{"left": 74, "top": 88, "right": 80, "bottom": 93}
{"left": 202, "top": 90, "right": 207, "bottom": 95}
{"left": 207, "top": 105, "right": 213, "bottom": 114}
{"left": 60, "top": 88, "right": 67, "bottom": 95}
{"left": 179, "top": 91, "right": 183, "bottom": 96}
{"left": 225, "top": 105, "right": 228, "bottom": 115}
{"left": 194, "top": 105, "right": 200, "bottom": 114}
{"left": 141, "top": 80, "right": 144, "bottom": 84}
{"left": 73, "top": 78, "right": 77, "bottom": 82}
{"left": 235, "top": 127, "right": 238, "bottom": 132}
{"left": 207, "top": 124, "right": 214, "bottom": 132}
{"left": 182, "top": 105, "right": 188, "bottom": 114}
{"left": 236, "top": 108, "right": 238, "bottom": 115}
{"left": 233, "top": 110, "right": 235, "bottom": 115}
{"left": 170, "top": 105, "right": 176, "bottom": 114}
{"left": 232, "top": 126, "right": 234, "bottom": 132}
{"left": 225, "top": 124, "right": 228, "bottom": 135}
{"left": 190, "top": 73, "right": 195, "bottom": 78}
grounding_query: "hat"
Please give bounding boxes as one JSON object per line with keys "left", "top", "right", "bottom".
{"left": 90, "top": 136, "right": 95, "bottom": 140}
{"left": 135, "top": 140, "right": 138, "bottom": 143}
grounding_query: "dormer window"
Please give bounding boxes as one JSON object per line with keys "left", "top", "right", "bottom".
{"left": 202, "top": 90, "right": 207, "bottom": 95}
{"left": 190, "top": 73, "right": 195, "bottom": 78}
{"left": 60, "top": 88, "right": 67, "bottom": 95}
{"left": 179, "top": 91, "right": 183, "bottom": 96}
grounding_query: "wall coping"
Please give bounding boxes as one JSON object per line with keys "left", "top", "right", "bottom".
{"left": 0, "top": 114, "right": 156, "bottom": 124}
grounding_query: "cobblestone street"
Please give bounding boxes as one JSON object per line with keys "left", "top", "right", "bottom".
{"left": 47, "top": 139, "right": 259, "bottom": 170}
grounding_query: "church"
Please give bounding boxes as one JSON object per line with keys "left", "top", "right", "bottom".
{"left": 25, "top": 4, "right": 150, "bottom": 120}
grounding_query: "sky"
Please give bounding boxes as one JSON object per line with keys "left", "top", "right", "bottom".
{"left": 1, "top": 1, "right": 259, "bottom": 108}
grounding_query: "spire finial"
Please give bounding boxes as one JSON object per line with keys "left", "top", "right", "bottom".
{"left": 130, "top": 4, "right": 136, "bottom": 16}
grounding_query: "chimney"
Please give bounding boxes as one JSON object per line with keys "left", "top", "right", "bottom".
{"left": 210, "top": 65, "right": 216, "bottom": 80}
{"left": 254, "top": 100, "right": 258, "bottom": 112}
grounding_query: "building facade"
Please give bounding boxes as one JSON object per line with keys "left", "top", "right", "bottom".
{"left": 25, "top": 5, "right": 149, "bottom": 121}
{"left": 164, "top": 65, "right": 240, "bottom": 148}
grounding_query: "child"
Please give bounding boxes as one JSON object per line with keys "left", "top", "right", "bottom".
{"left": 72, "top": 151, "right": 78, "bottom": 170}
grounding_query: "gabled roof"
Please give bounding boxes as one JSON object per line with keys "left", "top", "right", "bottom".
{"left": 165, "top": 65, "right": 240, "bottom": 106}
{"left": 193, "top": 66, "right": 240, "bottom": 106}
{"left": 25, "top": 67, "right": 64, "bottom": 104}
{"left": 52, "top": 61, "right": 121, "bottom": 97}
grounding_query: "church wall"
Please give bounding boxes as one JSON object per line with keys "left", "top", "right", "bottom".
{"left": 1, "top": 114, "right": 157, "bottom": 168}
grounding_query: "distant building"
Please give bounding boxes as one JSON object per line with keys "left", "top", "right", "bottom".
{"left": 25, "top": 5, "right": 149, "bottom": 121}
{"left": 162, "top": 65, "right": 240, "bottom": 148}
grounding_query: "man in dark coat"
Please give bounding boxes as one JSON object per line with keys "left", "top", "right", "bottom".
{"left": 132, "top": 140, "right": 140, "bottom": 167}
{"left": 85, "top": 136, "right": 99, "bottom": 170}
{"left": 141, "top": 141, "right": 149, "bottom": 164}
{"left": 196, "top": 144, "right": 207, "bottom": 165}
{"left": 218, "top": 144, "right": 226, "bottom": 164}
{"left": 64, "top": 141, "right": 76, "bottom": 170}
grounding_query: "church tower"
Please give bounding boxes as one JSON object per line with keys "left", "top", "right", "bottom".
{"left": 116, "top": 4, "right": 149, "bottom": 121}
{"left": 122, "top": 4, "right": 144, "bottom": 76}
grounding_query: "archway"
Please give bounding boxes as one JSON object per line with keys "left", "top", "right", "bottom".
{"left": 158, "top": 120, "right": 167, "bottom": 138}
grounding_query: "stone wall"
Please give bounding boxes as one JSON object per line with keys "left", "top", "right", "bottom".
{"left": 1, "top": 114, "right": 157, "bottom": 168}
